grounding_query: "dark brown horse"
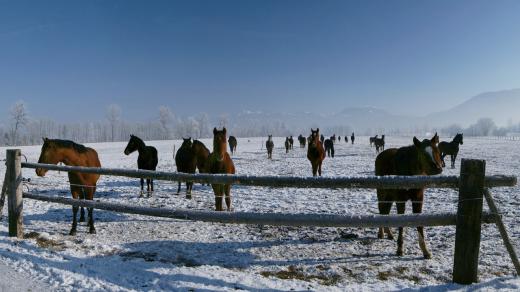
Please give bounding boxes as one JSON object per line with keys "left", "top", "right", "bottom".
{"left": 298, "top": 134, "right": 306, "bottom": 148}
{"left": 439, "top": 133, "right": 463, "bottom": 168}
{"left": 285, "top": 137, "right": 290, "bottom": 153}
{"left": 175, "top": 138, "right": 197, "bottom": 198}
{"left": 324, "top": 138, "right": 334, "bottom": 157}
{"left": 36, "top": 138, "right": 101, "bottom": 235}
{"left": 307, "top": 128, "right": 326, "bottom": 176}
{"left": 266, "top": 135, "right": 274, "bottom": 159}
{"left": 288, "top": 136, "right": 294, "bottom": 149}
{"left": 370, "top": 135, "right": 378, "bottom": 147}
{"left": 375, "top": 133, "right": 443, "bottom": 259}
{"left": 351, "top": 132, "right": 355, "bottom": 144}
{"left": 192, "top": 139, "right": 210, "bottom": 174}
{"left": 374, "top": 135, "right": 385, "bottom": 153}
{"left": 207, "top": 127, "right": 236, "bottom": 211}
{"left": 124, "top": 135, "right": 159, "bottom": 197}
{"left": 228, "top": 136, "right": 237, "bottom": 155}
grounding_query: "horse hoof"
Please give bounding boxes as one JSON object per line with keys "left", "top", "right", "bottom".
{"left": 79, "top": 217, "right": 85, "bottom": 223}
{"left": 69, "top": 229, "right": 77, "bottom": 236}
{"left": 89, "top": 227, "right": 97, "bottom": 234}
{"left": 396, "top": 250, "right": 404, "bottom": 256}
{"left": 186, "top": 194, "right": 192, "bottom": 199}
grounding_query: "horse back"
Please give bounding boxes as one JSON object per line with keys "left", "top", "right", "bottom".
{"left": 138, "top": 146, "right": 158, "bottom": 170}
{"left": 68, "top": 147, "right": 101, "bottom": 188}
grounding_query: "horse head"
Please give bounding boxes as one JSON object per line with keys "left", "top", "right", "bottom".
{"left": 213, "top": 127, "right": 227, "bottom": 152}
{"left": 36, "top": 137, "right": 60, "bottom": 177}
{"left": 413, "top": 133, "right": 443, "bottom": 175}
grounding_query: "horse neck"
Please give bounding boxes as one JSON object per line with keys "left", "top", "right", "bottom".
{"left": 213, "top": 141, "right": 226, "bottom": 156}
{"left": 56, "top": 148, "right": 84, "bottom": 166}
{"left": 134, "top": 139, "right": 146, "bottom": 154}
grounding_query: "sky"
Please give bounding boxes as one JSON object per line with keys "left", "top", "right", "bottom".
{"left": 1, "top": 0, "right": 520, "bottom": 122}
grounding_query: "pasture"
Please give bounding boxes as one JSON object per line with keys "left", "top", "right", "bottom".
{"left": 0, "top": 136, "right": 519, "bottom": 291}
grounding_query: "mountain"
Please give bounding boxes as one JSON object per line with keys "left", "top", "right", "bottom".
{"left": 426, "top": 89, "right": 520, "bottom": 127}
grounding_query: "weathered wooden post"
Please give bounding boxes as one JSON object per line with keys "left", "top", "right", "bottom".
{"left": 7, "top": 149, "right": 23, "bottom": 238}
{"left": 453, "top": 159, "right": 485, "bottom": 284}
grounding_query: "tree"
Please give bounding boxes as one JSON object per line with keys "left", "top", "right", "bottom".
{"left": 158, "top": 106, "right": 173, "bottom": 139}
{"left": 106, "top": 104, "right": 121, "bottom": 142}
{"left": 9, "top": 101, "right": 28, "bottom": 146}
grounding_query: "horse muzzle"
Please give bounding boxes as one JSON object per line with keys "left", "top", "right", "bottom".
{"left": 35, "top": 168, "right": 47, "bottom": 177}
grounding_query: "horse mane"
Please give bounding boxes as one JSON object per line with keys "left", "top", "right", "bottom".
{"left": 130, "top": 135, "right": 146, "bottom": 147}
{"left": 193, "top": 139, "right": 209, "bottom": 151}
{"left": 50, "top": 139, "right": 89, "bottom": 153}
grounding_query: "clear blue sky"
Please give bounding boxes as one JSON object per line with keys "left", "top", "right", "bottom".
{"left": 1, "top": 0, "right": 520, "bottom": 122}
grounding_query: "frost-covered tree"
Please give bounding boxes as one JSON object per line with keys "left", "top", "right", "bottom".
{"left": 9, "top": 101, "right": 28, "bottom": 146}
{"left": 106, "top": 104, "right": 121, "bottom": 141}
{"left": 158, "top": 106, "right": 173, "bottom": 139}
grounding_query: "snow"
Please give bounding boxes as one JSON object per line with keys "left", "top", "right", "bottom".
{"left": 0, "top": 136, "right": 519, "bottom": 291}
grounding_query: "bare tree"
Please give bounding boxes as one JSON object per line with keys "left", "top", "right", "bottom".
{"left": 158, "top": 106, "right": 173, "bottom": 139}
{"left": 196, "top": 112, "right": 210, "bottom": 138}
{"left": 106, "top": 104, "right": 121, "bottom": 142}
{"left": 9, "top": 101, "right": 28, "bottom": 145}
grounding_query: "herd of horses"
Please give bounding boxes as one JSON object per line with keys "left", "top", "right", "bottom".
{"left": 34, "top": 129, "right": 464, "bottom": 259}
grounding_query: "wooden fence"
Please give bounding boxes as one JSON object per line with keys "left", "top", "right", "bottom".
{"left": 2, "top": 149, "right": 519, "bottom": 285}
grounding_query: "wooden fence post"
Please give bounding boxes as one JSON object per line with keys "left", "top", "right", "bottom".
{"left": 7, "top": 149, "right": 23, "bottom": 238}
{"left": 453, "top": 159, "right": 485, "bottom": 284}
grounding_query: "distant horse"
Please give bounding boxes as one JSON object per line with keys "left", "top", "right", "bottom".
{"left": 439, "top": 133, "right": 463, "bottom": 168}
{"left": 298, "top": 134, "right": 306, "bottom": 148}
{"left": 266, "top": 135, "right": 274, "bottom": 159}
{"left": 288, "top": 136, "right": 294, "bottom": 149}
{"left": 36, "top": 138, "right": 101, "bottom": 235}
{"left": 320, "top": 134, "right": 325, "bottom": 145}
{"left": 338, "top": 136, "right": 341, "bottom": 142}
{"left": 344, "top": 136, "right": 348, "bottom": 143}
{"left": 374, "top": 135, "right": 385, "bottom": 153}
{"left": 331, "top": 134, "right": 336, "bottom": 143}
{"left": 324, "top": 139, "right": 335, "bottom": 158}
{"left": 207, "top": 127, "right": 235, "bottom": 211}
{"left": 370, "top": 135, "right": 378, "bottom": 147}
{"left": 228, "top": 136, "right": 237, "bottom": 155}
{"left": 124, "top": 135, "right": 159, "bottom": 197}
{"left": 307, "top": 128, "right": 326, "bottom": 176}
{"left": 351, "top": 132, "right": 355, "bottom": 144}
{"left": 175, "top": 138, "right": 196, "bottom": 197}
{"left": 375, "top": 133, "right": 443, "bottom": 259}
{"left": 285, "top": 137, "right": 290, "bottom": 153}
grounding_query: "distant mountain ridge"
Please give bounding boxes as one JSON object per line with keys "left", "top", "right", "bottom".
{"left": 228, "top": 89, "right": 520, "bottom": 134}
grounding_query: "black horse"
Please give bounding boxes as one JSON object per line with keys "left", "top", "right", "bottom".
{"left": 298, "top": 134, "right": 306, "bottom": 148}
{"left": 351, "top": 132, "right": 355, "bottom": 144}
{"left": 124, "top": 135, "right": 159, "bottom": 197}
{"left": 439, "top": 133, "right": 463, "bottom": 168}
{"left": 285, "top": 137, "right": 290, "bottom": 153}
{"left": 288, "top": 136, "right": 294, "bottom": 149}
{"left": 374, "top": 135, "right": 385, "bottom": 153}
{"left": 266, "top": 135, "right": 274, "bottom": 159}
{"left": 370, "top": 135, "right": 378, "bottom": 147}
{"left": 228, "top": 136, "right": 237, "bottom": 155}
{"left": 324, "top": 139, "right": 335, "bottom": 157}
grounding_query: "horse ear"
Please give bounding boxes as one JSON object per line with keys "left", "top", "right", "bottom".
{"left": 223, "top": 127, "right": 227, "bottom": 135}
{"left": 42, "top": 137, "right": 47, "bottom": 142}
{"left": 213, "top": 127, "right": 217, "bottom": 135}
{"left": 432, "top": 132, "right": 439, "bottom": 144}
{"left": 316, "top": 128, "right": 320, "bottom": 132}
{"left": 413, "top": 137, "right": 421, "bottom": 148}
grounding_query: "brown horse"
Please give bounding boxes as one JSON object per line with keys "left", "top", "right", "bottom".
{"left": 375, "top": 133, "right": 443, "bottom": 259}
{"left": 36, "top": 138, "right": 101, "bottom": 235}
{"left": 284, "top": 137, "right": 290, "bottom": 153}
{"left": 307, "top": 128, "right": 326, "bottom": 176}
{"left": 207, "top": 127, "right": 236, "bottom": 211}
{"left": 175, "top": 138, "right": 197, "bottom": 198}
{"left": 192, "top": 139, "right": 210, "bottom": 174}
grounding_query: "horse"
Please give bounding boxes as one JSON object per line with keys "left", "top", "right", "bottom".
{"left": 266, "top": 135, "right": 274, "bottom": 159}
{"left": 124, "top": 135, "right": 159, "bottom": 197}
{"left": 439, "top": 133, "right": 463, "bottom": 168}
{"left": 36, "top": 138, "right": 101, "bottom": 235}
{"left": 374, "top": 135, "right": 385, "bottom": 153}
{"left": 324, "top": 139, "right": 335, "bottom": 158}
{"left": 207, "top": 127, "right": 235, "bottom": 211}
{"left": 320, "top": 134, "right": 325, "bottom": 145}
{"left": 307, "top": 128, "right": 326, "bottom": 176}
{"left": 331, "top": 134, "right": 336, "bottom": 144}
{"left": 370, "top": 135, "right": 378, "bottom": 147}
{"left": 284, "top": 137, "right": 290, "bottom": 153}
{"left": 351, "top": 132, "right": 355, "bottom": 144}
{"left": 228, "top": 136, "right": 237, "bottom": 155}
{"left": 344, "top": 135, "right": 348, "bottom": 143}
{"left": 375, "top": 133, "right": 443, "bottom": 259}
{"left": 288, "top": 136, "right": 294, "bottom": 149}
{"left": 175, "top": 138, "right": 197, "bottom": 198}
{"left": 298, "top": 134, "right": 306, "bottom": 148}
{"left": 192, "top": 139, "right": 210, "bottom": 174}
{"left": 338, "top": 136, "right": 341, "bottom": 142}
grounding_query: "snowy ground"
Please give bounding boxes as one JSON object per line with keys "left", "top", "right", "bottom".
{"left": 0, "top": 136, "right": 519, "bottom": 291}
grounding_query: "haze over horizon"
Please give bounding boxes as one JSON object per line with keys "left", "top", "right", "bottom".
{"left": 2, "top": 1, "right": 520, "bottom": 123}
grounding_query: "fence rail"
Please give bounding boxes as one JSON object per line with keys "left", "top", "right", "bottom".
{"left": 21, "top": 162, "right": 517, "bottom": 189}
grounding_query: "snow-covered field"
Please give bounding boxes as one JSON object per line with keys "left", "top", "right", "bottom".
{"left": 0, "top": 136, "right": 519, "bottom": 291}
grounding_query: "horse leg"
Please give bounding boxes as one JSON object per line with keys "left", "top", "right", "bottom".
{"left": 441, "top": 153, "right": 446, "bottom": 167}
{"left": 412, "top": 201, "right": 431, "bottom": 259}
{"left": 69, "top": 189, "right": 80, "bottom": 235}
{"left": 318, "top": 161, "right": 322, "bottom": 176}
{"left": 377, "top": 191, "right": 394, "bottom": 240}
{"left": 79, "top": 187, "right": 86, "bottom": 222}
{"left": 451, "top": 154, "right": 457, "bottom": 169}
{"left": 311, "top": 162, "right": 318, "bottom": 177}
{"left": 212, "top": 184, "right": 223, "bottom": 211}
{"left": 146, "top": 178, "right": 152, "bottom": 197}
{"left": 224, "top": 184, "right": 231, "bottom": 211}
{"left": 396, "top": 201, "right": 406, "bottom": 256}
{"left": 177, "top": 181, "right": 181, "bottom": 194}
{"left": 186, "top": 181, "right": 193, "bottom": 199}
{"left": 140, "top": 178, "right": 144, "bottom": 197}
